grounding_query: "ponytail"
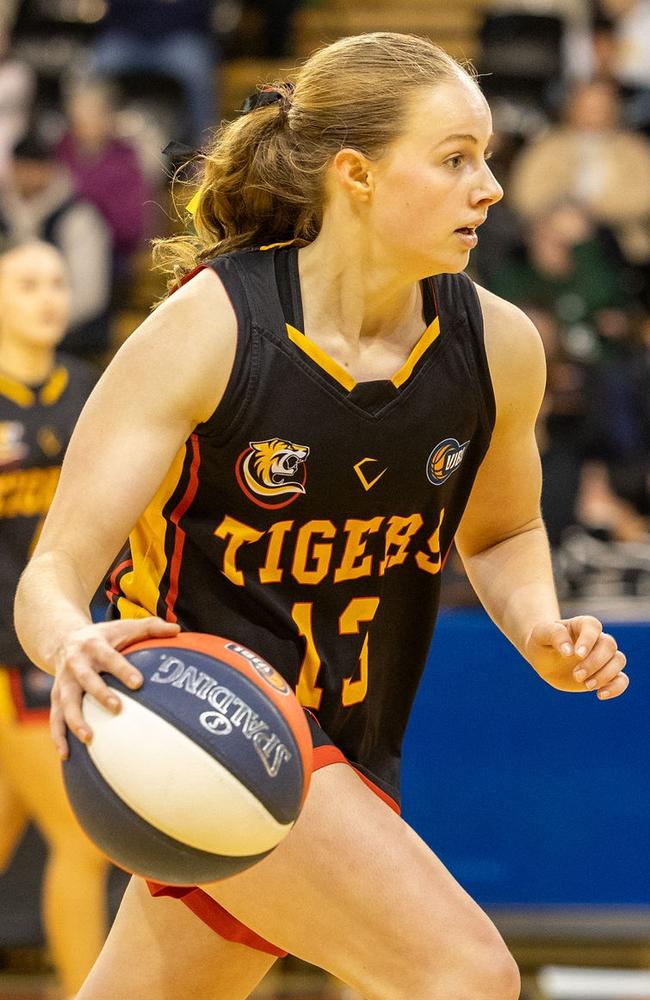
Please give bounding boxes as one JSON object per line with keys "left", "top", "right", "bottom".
{"left": 153, "top": 32, "right": 473, "bottom": 290}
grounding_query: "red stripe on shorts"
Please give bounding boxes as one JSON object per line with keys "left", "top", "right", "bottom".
{"left": 147, "top": 882, "right": 287, "bottom": 956}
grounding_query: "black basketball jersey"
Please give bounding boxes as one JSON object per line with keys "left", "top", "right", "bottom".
{"left": 108, "top": 246, "right": 495, "bottom": 802}
{"left": 0, "top": 356, "right": 97, "bottom": 671}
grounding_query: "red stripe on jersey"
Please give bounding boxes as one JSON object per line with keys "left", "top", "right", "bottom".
{"left": 170, "top": 264, "right": 208, "bottom": 295}
{"left": 441, "top": 540, "right": 454, "bottom": 571}
{"left": 165, "top": 434, "right": 202, "bottom": 622}
{"left": 106, "top": 558, "right": 133, "bottom": 601}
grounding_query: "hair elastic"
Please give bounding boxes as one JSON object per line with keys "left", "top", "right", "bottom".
{"left": 241, "top": 84, "right": 294, "bottom": 115}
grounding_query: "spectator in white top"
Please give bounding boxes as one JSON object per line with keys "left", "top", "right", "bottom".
{"left": 508, "top": 78, "right": 650, "bottom": 264}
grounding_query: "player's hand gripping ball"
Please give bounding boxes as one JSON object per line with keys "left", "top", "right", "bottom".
{"left": 63, "top": 633, "right": 312, "bottom": 884}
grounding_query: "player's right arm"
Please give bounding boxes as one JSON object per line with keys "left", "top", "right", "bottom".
{"left": 14, "top": 268, "right": 237, "bottom": 757}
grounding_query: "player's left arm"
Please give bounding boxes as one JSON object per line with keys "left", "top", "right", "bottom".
{"left": 455, "top": 284, "right": 629, "bottom": 699}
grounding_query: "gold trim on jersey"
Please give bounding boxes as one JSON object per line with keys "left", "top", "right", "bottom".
{"left": 0, "top": 366, "right": 69, "bottom": 408}
{"left": 0, "top": 374, "right": 34, "bottom": 408}
{"left": 115, "top": 444, "right": 187, "bottom": 619}
{"left": 286, "top": 317, "right": 441, "bottom": 392}
{"left": 259, "top": 240, "right": 297, "bottom": 251}
{"left": 286, "top": 324, "right": 356, "bottom": 391}
{"left": 391, "top": 317, "right": 441, "bottom": 388}
{"left": 40, "top": 367, "right": 69, "bottom": 405}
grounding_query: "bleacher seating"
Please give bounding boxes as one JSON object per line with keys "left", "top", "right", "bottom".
{"left": 114, "top": 0, "right": 489, "bottom": 353}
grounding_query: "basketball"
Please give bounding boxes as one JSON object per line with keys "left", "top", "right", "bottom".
{"left": 62, "top": 632, "right": 312, "bottom": 884}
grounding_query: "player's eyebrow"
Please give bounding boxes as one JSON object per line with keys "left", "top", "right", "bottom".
{"left": 435, "top": 133, "right": 494, "bottom": 148}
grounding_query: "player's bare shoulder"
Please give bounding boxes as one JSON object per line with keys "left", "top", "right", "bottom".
{"left": 474, "top": 282, "right": 546, "bottom": 423}
{"left": 112, "top": 267, "right": 238, "bottom": 427}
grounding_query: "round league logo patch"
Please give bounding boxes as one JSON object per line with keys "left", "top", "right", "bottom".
{"left": 426, "top": 438, "right": 470, "bottom": 486}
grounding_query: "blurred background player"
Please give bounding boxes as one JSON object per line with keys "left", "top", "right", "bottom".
{"left": 0, "top": 136, "right": 112, "bottom": 359}
{"left": 0, "top": 240, "right": 107, "bottom": 999}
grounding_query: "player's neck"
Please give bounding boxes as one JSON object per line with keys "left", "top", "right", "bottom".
{"left": 298, "top": 222, "right": 423, "bottom": 346}
{"left": 0, "top": 336, "right": 55, "bottom": 386}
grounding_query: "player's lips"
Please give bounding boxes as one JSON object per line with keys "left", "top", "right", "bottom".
{"left": 453, "top": 217, "right": 486, "bottom": 247}
{"left": 454, "top": 227, "right": 479, "bottom": 247}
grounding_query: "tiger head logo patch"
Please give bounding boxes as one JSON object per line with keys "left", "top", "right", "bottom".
{"left": 235, "top": 438, "right": 309, "bottom": 508}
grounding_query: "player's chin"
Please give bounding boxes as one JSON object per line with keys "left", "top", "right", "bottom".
{"left": 32, "top": 323, "right": 67, "bottom": 346}
{"left": 438, "top": 251, "right": 472, "bottom": 274}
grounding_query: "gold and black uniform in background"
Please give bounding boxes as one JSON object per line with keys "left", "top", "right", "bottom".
{"left": 0, "top": 358, "right": 97, "bottom": 716}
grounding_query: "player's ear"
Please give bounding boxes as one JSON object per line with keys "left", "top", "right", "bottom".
{"left": 332, "top": 148, "right": 374, "bottom": 201}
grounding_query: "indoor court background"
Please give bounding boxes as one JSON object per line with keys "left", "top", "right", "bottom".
{"left": 1, "top": 0, "right": 649, "bottom": 998}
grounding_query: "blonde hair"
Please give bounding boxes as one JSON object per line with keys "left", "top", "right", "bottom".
{"left": 153, "top": 32, "right": 474, "bottom": 287}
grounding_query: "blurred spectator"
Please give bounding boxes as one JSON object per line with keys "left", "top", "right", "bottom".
{"left": 598, "top": 0, "right": 650, "bottom": 88}
{"left": 487, "top": 201, "right": 630, "bottom": 357}
{"left": 484, "top": 198, "right": 650, "bottom": 549}
{"left": 89, "top": 0, "right": 220, "bottom": 145}
{"left": 555, "top": 461, "right": 650, "bottom": 600}
{"left": 583, "top": 309, "right": 650, "bottom": 516}
{"left": 246, "top": 0, "right": 303, "bottom": 58}
{"left": 0, "top": 0, "right": 19, "bottom": 34}
{"left": 596, "top": 0, "right": 650, "bottom": 131}
{"left": 471, "top": 124, "right": 527, "bottom": 285}
{"left": 0, "top": 21, "right": 35, "bottom": 183}
{"left": 576, "top": 462, "right": 648, "bottom": 540}
{"left": 508, "top": 79, "right": 650, "bottom": 266}
{"left": 0, "top": 134, "right": 112, "bottom": 358}
{"left": 531, "top": 305, "right": 591, "bottom": 546}
{"left": 477, "top": 8, "right": 564, "bottom": 115}
{"left": 55, "top": 77, "right": 152, "bottom": 282}
{"left": 482, "top": 0, "right": 595, "bottom": 94}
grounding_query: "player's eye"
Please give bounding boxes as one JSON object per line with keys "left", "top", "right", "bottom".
{"left": 445, "top": 155, "right": 464, "bottom": 169}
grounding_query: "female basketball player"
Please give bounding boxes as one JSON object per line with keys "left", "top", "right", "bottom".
{"left": 0, "top": 241, "right": 107, "bottom": 998}
{"left": 15, "top": 33, "right": 629, "bottom": 1000}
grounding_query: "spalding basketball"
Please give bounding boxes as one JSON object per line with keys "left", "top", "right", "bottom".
{"left": 63, "top": 633, "right": 312, "bottom": 884}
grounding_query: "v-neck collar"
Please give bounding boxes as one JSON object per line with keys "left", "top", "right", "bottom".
{"left": 0, "top": 365, "right": 68, "bottom": 408}
{"left": 274, "top": 246, "right": 441, "bottom": 394}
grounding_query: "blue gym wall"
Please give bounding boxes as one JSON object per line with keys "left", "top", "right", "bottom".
{"left": 402, "top": 610, "right": 650, "bottom": 906}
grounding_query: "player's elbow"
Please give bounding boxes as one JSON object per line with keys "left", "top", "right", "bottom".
{"left": 458, "top": 515, "right": 544, "bottom": 560}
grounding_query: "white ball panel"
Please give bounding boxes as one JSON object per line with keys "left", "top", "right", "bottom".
{"left": 83, "top": 692, "right": 293, "bottom": 856}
